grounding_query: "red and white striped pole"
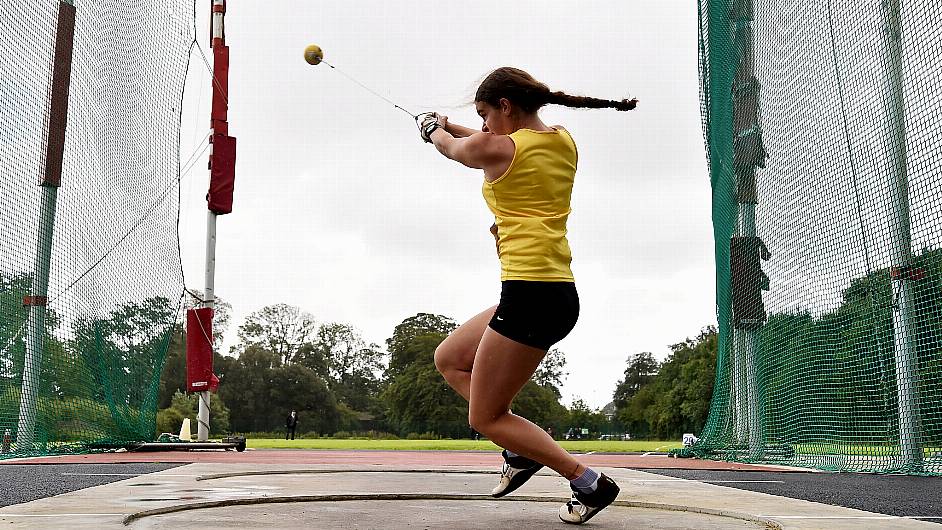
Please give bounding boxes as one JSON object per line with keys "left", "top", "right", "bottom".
{"left": 189, "top": 0, "right": 236, "bottom": 442}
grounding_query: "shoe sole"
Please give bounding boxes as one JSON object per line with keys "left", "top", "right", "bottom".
{"left": 490, "top": 464, "right": 544, "bottom": 498}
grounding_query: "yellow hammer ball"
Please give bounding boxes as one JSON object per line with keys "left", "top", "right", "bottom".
{"left": 304, "top": 44, "right": 323, "bottom": 65}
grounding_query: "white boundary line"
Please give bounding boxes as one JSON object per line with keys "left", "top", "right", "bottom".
{"left": 0, "top": 514, "right": 126, "bottom": 518}
{"left": 756, "top": 515, "right": 942, "bottom": 520}
{"left": 60, "top": 473, "right": 201, "bottom": 477}
{"left": 633, "top": 479, "right": 785, "bottom": 483}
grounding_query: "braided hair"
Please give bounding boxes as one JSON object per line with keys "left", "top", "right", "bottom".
{"left": 474, "top": 67, "right": 636, "bottom": 114}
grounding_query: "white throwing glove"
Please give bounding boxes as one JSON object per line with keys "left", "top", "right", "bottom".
{"left": 417, "top": 112, "right": 442, "bottom": 143}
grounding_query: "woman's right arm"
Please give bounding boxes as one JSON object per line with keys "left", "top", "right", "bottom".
{"left": 439, "top": 115, "right": 480, "bottom": 138}
{"left": 429, "top": 130, "right": 514, "bottom": 172}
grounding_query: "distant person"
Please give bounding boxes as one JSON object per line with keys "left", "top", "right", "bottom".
{"left": 546, "top": 426, "right": 554, "bottom": 439}
{"left": 425, "top": 67, "right": 636, "bottom": 525}
{"left": 285, "top": 410, "right": 299, "bottom": 440}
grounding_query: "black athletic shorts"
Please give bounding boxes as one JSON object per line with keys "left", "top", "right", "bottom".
{"left": 488, "top": 280, "right": 579, "bottom": 350}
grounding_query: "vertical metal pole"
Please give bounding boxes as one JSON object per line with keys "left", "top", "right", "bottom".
{"left": 16, "top": 0, "right": 75, "bottom": 453}
{"left": 738, "top": 204, "right": 763, "bottom": 458}
{"left": 731, "top": 0, "right": 764, "bottom": 458}
{"left": 198, "top": 208, "right": 216, "bottom": 442}
{"left": 732, "top": 327, "right": 747, "bottom": 442}
{"left": 197, "top": 0, "right": 227, "bottom": 443}
{"left": 879, "top": 0, "right": 921, "bottom": 470}
{"left": 17, "top": 189, "right": 57, "bottom": 452}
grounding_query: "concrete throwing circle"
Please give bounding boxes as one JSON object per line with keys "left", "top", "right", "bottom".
{"left": 128, "top": 497, "right": 776, "bottom": 528}
{"left": 122, "top": 469, "right": 781, "bottom": 528}
{"left": 125, "top": 495, "right": 775, "bottom": 528}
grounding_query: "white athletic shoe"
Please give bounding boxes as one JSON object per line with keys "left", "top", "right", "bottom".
{"left": 558, "top": 473, "right": 620, "bottom": 525}
{"left": 490, "top": 449, "right": 544, "bottom": 498}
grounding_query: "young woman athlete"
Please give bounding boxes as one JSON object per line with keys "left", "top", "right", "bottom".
{"left": 419, "top": 67, "right": 637, "bottom": 525}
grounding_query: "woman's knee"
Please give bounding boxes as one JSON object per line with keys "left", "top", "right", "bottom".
{"left": 433, "top": 343, "right": 452, "bottom": 374}
{"left": 468, "top": 410, "right": 487, "bottom": 433}
{"left": 434, "top": 336, "right": 472, "bottom": 375}
{"left": 468, "top": 405, "right": 506, "bottom": 433}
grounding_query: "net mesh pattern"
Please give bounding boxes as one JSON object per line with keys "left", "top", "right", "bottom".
{"left": 0, "top": 0, "right": 191, "bottom": 457}
{"left": 688, "top": 0, "right": 942, "bottom": 474}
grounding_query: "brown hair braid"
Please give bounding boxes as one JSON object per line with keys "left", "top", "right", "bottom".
{"left": 474, "top": 67, "right": 637, "bottom": 113}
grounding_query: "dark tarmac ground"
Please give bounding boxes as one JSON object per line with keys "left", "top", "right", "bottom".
{"left": 646, "top": 468, "right": 942, "bottom": 524}
{"left": 0, "top": 463, "right": 184, "bottom": 507}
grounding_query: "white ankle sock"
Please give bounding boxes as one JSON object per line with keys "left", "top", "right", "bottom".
{"left": 570, "top": 467, "right": 600, "bottom": 493}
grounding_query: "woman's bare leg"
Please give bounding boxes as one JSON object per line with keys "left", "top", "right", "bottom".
{"left": 468, "top": 327, "right": 586, "bottom": 480}
{"left": 433, "top": 305, "right": 497, "bottom": 401}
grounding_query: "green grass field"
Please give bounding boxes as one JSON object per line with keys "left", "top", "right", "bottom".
{"left": 792, "top": 443, "right": 942, "bottom": 457}
{"left": 247, "top": 438, "right": 681, "bottom": 452}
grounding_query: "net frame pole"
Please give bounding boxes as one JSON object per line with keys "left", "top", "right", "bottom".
{"left": 197, "top": 0, "right": 228, "bottom": 442}
{"left": 16, "top": 0, "right": 76, "bottom": 453}
{"left": 737, "top": 204, "right": 762, "bottom": 458}
{"left": 199, "top": 209, "right": 216, "bottom": 442}
{"left": 879, "top": 0, "right": 922, "bottom": 471}
{"left": 18, "top": 188, "right": 57, "bottom": 452}
{"left": 731, "top": 0, "right": 764, "bottom": 458}
{"left": 732, "top": 324, "right": 746, "bottom": 443}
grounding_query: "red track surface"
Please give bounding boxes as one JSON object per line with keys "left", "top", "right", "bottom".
{"left": 1, "top": 450, "right": 800, "bottom": 471}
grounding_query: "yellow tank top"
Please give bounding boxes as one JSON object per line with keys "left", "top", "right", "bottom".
{"left": 482, "top": 127, "right": 578, "bottom": 282}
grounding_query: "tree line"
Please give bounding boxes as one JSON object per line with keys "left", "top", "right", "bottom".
{"left": 7, "top": 247, "right": 940, "bottom": 447}
{"left": 158, "top": 307, "right": 573, "bottom": 438}
{"left": 158, "top": 300, "right": 721, "bottom": 441}
{"left": 0, "top": 267, "right": 721, "bottom": 444}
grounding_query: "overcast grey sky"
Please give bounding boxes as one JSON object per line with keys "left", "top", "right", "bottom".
{"left": 177, "top": 1, "right": 715, "bottom": 409}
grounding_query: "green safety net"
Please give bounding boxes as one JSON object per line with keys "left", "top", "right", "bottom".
{"left": 687, "top": 0, "right": 942, "bottom": 473}
{"left": 0, "top": 0, "right": 191, "bottom": 457}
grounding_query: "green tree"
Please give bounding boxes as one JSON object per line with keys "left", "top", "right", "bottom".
{"left": 513, "top": 381, "right": 569, "bottom": 434}
{"left": 156, "top": 407, "right": 184, "bottom": 435}
{"left": 618, "top": 384, "right": 657, "bottom": 438}
{"left": 613, "top": 352, "right": 659, "bottom": 409}
{"left": 384, "top": 313, "right": 456, "bottom": 378}
{"left": 619, "top": 328, "right": 717, "bottom": 440}
{"left": 0, "top": 273, "right": 31, "bottom": 385}
{"left": 218, "top": 344, "right": 340, "bottom": 434}
{"left": 566, "top": 398, "right": 610, "bottom": 436}
{"left": 69, "top": 296, "right": 177, "bottom": 439}
{"left": 1, "top": 273, "right": 69, "bottom": 405}
{"left": 157, "top": 330, "right": 186, "bottom": 408}
{"left": 382, "top": 313, "right": 570, "bottom": 438}
{"left": 236, "top": 304, "right": 317, "bottom": 365}
{"left": 532, "top": 348, "right": 567, "bottom": 398}
{"left": 216, "top": 345, "right": 280, "bottom": 431}
{"left": 268, "top": 362, "right": 340, "bottom": 434}
{"left": 383, "top": 343, "right": 468, "bottom": 438}
{"left": 157, "top": 389, "right": 231, "bottom": 435}
{"left": 311, "top": 322, "right": 385, "bottom": 413}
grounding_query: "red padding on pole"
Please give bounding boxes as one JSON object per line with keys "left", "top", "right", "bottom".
{"left": 186, "top": 308, "right": 219, "bottom": 393}
{"left": 43, "top": 2, "right": 76, "bottom": 187}
{"left": 211, "top": 45, "right": 229, "bottom": 123}
{"left": 208, "top": 134, "right": 236, "bottom": 214}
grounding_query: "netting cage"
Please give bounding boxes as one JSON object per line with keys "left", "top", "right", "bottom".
{"left": 0, "top": 0, "right": 192, "bottom": 457}
{"left": 691, "top": 0, "right": 942, "bottom": 474}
